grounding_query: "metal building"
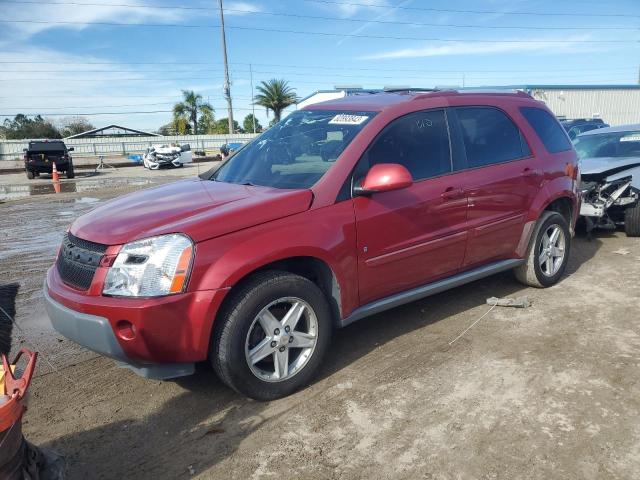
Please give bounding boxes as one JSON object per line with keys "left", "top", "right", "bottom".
{"left": 298, "top": 85, "right": 640, "bottom": 127}
{"left": 508, "top": 85, "right": 640, "bottom": 126}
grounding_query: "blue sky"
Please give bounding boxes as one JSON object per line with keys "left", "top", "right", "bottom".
{"left": 0, "top": 0, "right": 638, "bottom": 132}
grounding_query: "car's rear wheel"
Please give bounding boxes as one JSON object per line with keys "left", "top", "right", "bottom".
{"left": 514, "top": 211, "right": 570, "bottom": 288}
{"left": 624, "top": 204, "right": 640, "bottom": 237}
{"left": 66, "top": 163, "right": 75, "bottom": 179}
{"left": 26, "top": 170, "right": 34, "bottom": 180}
{"left": 211, "top": 271, "right": 332, "bottom": 400}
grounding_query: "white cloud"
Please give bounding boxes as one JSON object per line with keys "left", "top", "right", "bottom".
{"left": 1, "top": 1, "right": 186, "bottom": 39}
{"left": 337, "top": 0, "right": 412, "bottom": 45}
{"left": 360, "top": 35, "right": 598, "bottom": 60}
{"left": 224, "top": 1, "right": 263, "bottom": 15}
{"left": 335, "top": 0, "right": 390, "bottom": 18}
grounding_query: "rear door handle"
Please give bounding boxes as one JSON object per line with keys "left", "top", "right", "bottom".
{"left": 441, "top": 187, "right": 466, "bottom": 200}
{"left": 521, "top": 167, "right": 539, "bottom": 177}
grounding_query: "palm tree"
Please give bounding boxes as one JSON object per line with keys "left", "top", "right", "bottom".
{"left": 254, "top": 79, "right": 298, "bottom": 123}
{"left": 173, "top": 90, "right": 213, "bottom": 135}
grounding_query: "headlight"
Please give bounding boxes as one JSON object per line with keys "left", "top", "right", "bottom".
{"left": 103, "top": 234, "right": 194, "bottom": 297}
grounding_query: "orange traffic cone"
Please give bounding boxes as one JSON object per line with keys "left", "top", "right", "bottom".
{"left": 51, "top": 161, "right": 60, "bottom": 183}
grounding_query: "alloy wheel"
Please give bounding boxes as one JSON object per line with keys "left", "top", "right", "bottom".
{"left": 538, "top": 224, "right": 566, "bottom": 277}
{"left": 244, "top": 297, "right": 318, "bottom": 382}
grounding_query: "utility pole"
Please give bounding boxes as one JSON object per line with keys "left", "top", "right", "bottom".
{"left": 250, "top": 63, "right": 256, "bottom": 134}
{"left": 218, "top": 0, "right": 234, "bottom": 134}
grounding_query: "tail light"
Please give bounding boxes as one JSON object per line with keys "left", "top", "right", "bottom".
{"left": 565, "top": 162, "right": 579, "bottom": 181}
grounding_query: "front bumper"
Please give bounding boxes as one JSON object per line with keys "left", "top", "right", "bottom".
{"left": 44, "top": 267, "right": 230, "bottom": 379}
{"left": 44, "top": 281, "right": 195, "bottom": 379}
{"left": 145, "top": 156, "right": 182, "bottom": 168}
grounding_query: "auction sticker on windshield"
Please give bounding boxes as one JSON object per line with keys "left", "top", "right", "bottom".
{"left": 620, "top": 134, "right": 640, "bottom": 142}
{"left": 329, "top": 114, "right": 369, "bottom": 125}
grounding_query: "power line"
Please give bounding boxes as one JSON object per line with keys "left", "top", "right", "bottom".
{"left": 301, "top": 0, "right": 640, "bottom": 18}
{"left": 0, "top": 20, "right": 636, "bottom": 43}
{"left": 1, "top": 69, "right": 635, "bottom": 81}
{"left": 0, "top": 61, "right": 632, "bottom": 75}
{"left": 4, "top": 0, "right": 639, "bottom": 19}
{"left": 1, "top": 1, "right": 636, "bottom": 30}
{"left": 0, "top": 107, "right": 258, "bottom": 116}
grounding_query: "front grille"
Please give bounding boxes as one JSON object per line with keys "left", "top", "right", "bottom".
{"left": 56, "top": 232, "right": 108, "bottom": 290}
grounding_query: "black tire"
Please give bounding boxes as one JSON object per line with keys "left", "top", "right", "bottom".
{"left": 625, "top": 204, "right": 640, "bottom": 237}
{"left": 26, "top": 170, "right": 34, "bottom": 180}
{"left": 514, "top": 211, "right": 571, "bottom": 288}
{"left": 66, "top": 163, "right": 75, "bottom": 179}
{"left": 211, "top": 271, "right": 332, "bottom": 400}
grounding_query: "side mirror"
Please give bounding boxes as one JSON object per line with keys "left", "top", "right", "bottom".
{"left": 68, "top": 147, "right": 75, "bottom": 151}
{"left": 23, "top": 148, "right": 28, "bottom": 152}
{"left": 354, "top": 163, "right": 413, "bottom": 196}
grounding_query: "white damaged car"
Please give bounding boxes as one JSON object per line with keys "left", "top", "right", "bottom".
{"left": 143, "top": 144, "right": 193, "bottom": 170}
{"left": 574, "top": 124, "right": 640, "bottom": 236}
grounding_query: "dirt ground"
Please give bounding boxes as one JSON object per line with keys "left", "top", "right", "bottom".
{"left": 1, "top": 165, "right": 639, "bottom": 479}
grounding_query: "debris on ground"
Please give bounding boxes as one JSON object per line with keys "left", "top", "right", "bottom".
{"left": 486, "top": 296, "right": 532, "bottom": 308}
{"left": 612, "top": 248, "right": 631, "bottom": 255}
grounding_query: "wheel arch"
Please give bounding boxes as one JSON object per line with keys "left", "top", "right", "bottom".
{"left": 543, "top": 196, "right": 573, "bottom": 227}
{"left": 517, "top": 191, "right": 576, "bottom": 258}
{"left": 213, "top": 256, "right": 344, "bottom": 334}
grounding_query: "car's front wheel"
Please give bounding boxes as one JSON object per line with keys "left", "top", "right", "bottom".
{"left": 211, "top": 271, "right": 332, "bottom": 400}
{"left": 26, "top": 169, "right": 34, "bottom": 179}
{"left": 514, "top": 211, "right": 571, "bottom": 288}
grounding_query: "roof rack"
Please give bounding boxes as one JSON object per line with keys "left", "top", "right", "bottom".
{"left": 383, "top": 87, "right": 440, "bottom": 93}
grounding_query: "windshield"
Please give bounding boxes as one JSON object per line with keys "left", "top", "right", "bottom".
{"left": 573, "top": 131, "right": 640, "bottom": 159}
{"left": 213, "top": 109, "right": 375, "bottom": 189}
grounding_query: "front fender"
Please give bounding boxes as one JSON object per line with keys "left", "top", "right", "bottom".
{"left": 188, "top": 202, "right": 359, "bottom": 317}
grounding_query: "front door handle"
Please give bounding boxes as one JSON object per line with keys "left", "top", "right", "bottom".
{"left": 441, "top": 187, "right": 466, "bottom": 200}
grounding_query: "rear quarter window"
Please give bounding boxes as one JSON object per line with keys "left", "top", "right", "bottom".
{"left": 520, "top": 107, "right": 572, "bottom": 153}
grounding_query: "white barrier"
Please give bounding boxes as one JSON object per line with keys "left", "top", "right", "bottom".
{"left": 0, "top": 133, "right": 259, "bottom": 161}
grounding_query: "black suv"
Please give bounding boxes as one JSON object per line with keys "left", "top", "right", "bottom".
{"left": 560, "top": 118, "right": 609, "bottom": 140}
{"left": 24, "top": 140, "right": 75, "bottom": 179}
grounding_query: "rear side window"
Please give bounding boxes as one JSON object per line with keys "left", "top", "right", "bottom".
{"left": 363, "top": 109, "right": 452, "bottom": 181}
{"left": 454, "top": 107, "right": 529, "bottom": 168}
{"left": 520, "top": 107, "right": 572, "bottom": 153}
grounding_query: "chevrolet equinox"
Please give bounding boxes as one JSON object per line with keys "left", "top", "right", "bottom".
{"left": 44, "top": 90, "right": 580, "bottom": 400}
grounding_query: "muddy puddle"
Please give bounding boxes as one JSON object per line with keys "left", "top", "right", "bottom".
{"left": 0, "top": 177, "right": 156, "bottom": 201}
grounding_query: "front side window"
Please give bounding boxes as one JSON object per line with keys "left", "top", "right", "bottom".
{"left": 213, "top": 110, "right": 375, "bottom": 189}
{"left": 520, "top": 107, "right": 572, "bottom": 154}
{"left": 360, "top": 109, "right": 452, "bottom": 182}
{"left": 573, "top": 131, "right": 640, "bottom": 159}
{"left": 455, "top": 106, "right": 529, "bottom": 168}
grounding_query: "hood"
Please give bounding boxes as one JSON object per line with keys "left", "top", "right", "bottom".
{"left": 70, "top": 179, "right": 313, "bottom": 245}
{"left": 580, "top": 156, "right": 640, "bottom": 176}
{"left": 580, "top": 157, "right": 640, "bottom": 190}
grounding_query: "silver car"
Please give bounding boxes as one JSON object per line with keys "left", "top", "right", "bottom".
{"left": 574, "top": 124, "right": 640, "bottom": 236}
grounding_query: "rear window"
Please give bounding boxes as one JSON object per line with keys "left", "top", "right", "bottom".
{"left": 520, "top": 107, "right": 572, "bottom": 153}
{"left": 454, "top": 107, "right": 530, "bottom": 168}
{"left": 28, "top": 142, "right": 66, "bottom": 152}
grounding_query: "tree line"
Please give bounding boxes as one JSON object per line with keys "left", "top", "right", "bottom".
{"left": 0, "top": 78, "right": 299, "bottom": 139}
{"left": 0, "top": 115, "right": 94, "bottom": 140}
{"left": 166, "top": 79, "right": 298, "bottom": 135}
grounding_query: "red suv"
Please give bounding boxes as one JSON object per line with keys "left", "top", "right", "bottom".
{"left": 44, "top": 90, "right": 579, "bottom": 400}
